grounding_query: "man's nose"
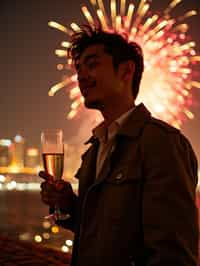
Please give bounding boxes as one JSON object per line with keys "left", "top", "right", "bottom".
{"left": 78, "top": 75, "right": 86, "bottom": 84}
{"left": 77, "top": 68, "right": 90, "bottom": 83}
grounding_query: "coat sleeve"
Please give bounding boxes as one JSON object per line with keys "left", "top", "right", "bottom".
{"left": 140, "top": 124, "right": 199, "bottom": 266}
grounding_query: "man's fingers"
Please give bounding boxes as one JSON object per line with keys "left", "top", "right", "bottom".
{"left": 39, "top": 170, "right": 53, "bottom": 179}
{"left": 55, "top": 180, "right": 67, "bottom": 191}
{"left": 40, "top": 181, "right": 54, "bottom": 190}
{"left": 39, "top": 171, "right": 54, "bottom": 183}
{"left": 55, "top": 180, "right": 73, "bottom": 191}
{"left": 40, "top": 178, "right": 74, "bottom": 209}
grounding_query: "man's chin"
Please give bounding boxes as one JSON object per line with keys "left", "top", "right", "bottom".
{"left": 84, "top": 99, "right": 103, "bottom": 110}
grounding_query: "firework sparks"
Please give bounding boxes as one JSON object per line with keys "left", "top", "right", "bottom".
{"left": 48, "top": 0, "right": 199, "bottom": 128}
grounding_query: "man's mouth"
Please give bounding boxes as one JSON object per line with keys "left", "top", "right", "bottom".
{"left": 81, "top": 88, "right": 89, "bottom": 97}
{"left": 80, "top": 82, "right": 96, "bottom": 97}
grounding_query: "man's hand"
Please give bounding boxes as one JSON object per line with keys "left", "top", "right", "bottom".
{"left": 39, "top": 171, "right": 75, "bottom": 213}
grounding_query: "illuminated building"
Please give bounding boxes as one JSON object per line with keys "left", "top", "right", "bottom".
{"left": 0, "top": 139, "right": 12, "bottom": 166}
{"left": 25, "top": 148, "right": 40, "bottom": 168}
{"left": 11, "top": 134, "right": 25, "bottom": 168}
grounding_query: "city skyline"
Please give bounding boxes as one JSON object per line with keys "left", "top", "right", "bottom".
{"left": 0, "top": 0, "right": 200, "bottom": 162}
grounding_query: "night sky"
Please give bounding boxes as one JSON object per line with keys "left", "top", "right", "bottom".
{"left": 0, "top": 0, "right": 200, "bottom": 161}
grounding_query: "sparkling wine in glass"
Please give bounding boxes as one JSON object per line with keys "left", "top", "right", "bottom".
{"left": 41, "top": 129, "right": 68, "bottom": 221}
{"left": 42, "top": 153, "right": 64, "bottom": 181}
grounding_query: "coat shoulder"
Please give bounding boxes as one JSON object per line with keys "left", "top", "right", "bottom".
{"left": 146, "top": 117, "right": 180, "bottom": 134}
{"left": 140, "top": 117, "right": 181, "bottom": 152}
{"left": 140, "top": 116, "right": 197, "bottom": 166}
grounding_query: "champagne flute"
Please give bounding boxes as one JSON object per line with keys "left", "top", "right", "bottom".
{"left": 41, "top": 129, "right": 68, "bottom": 221}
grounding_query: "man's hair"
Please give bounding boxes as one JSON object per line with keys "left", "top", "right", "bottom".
{"left": 69, "top": 25, "right": 144, "bottom": 99}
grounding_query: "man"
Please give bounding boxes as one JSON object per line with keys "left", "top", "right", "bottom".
{"left": 40, "top": 26, "right": 199, "bottom": 266}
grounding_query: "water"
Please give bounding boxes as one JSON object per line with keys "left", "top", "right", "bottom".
{"left": 0, "top": 184, "right": 74, "bottom": 252}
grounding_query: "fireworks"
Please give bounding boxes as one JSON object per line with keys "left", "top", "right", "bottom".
{"left": 48, "top": 0, "right": 199, "bottom": 128}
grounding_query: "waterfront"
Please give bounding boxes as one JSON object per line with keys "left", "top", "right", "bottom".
{"left": 0, "top": 188, "right": 74, "bottom": 253}
{"left": 1, "top": 173, "right": 200, "bottom": 263}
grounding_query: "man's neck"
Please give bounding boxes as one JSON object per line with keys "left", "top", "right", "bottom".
{"left": 101, "top": 101, "right": 135, "bottom": 127}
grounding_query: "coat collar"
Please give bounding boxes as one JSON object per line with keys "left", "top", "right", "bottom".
{"left": 117, "top": 103, "right": 151, "bottom": 138}
{"left": 85, "top": 103, "right": 151, "bottom": 144}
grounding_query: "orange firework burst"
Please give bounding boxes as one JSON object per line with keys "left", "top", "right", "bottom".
{"left": 48, "top": 0, "right": 200, "bottom": 128}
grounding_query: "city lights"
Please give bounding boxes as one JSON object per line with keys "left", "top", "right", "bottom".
{"left": 19, "top": 233, "right": 31, "bottom": 241}
{"left": 66, "top": 239, "right": 73, "bottom": 247}
{"left": 6, "top": 181, "right": 17, "bottom": 190}
{"left": 27, "top": 148, "right": 39, "bottom": 157}
{"left": 42, "top": 233, "right": 50, "bottom": 240}
{"left": 0, "top": 139, "right": 11, "bottom": 146}
{"left": 51, "top": 225, "right": 59, "bottom": 234}
{"left": 43, "top": 221, "right": 51, "bottom": 229}
{"left": 0, "top": 134, "right": 41, "bottom": 191}
{"left": 14, "top": 135, "right": 24, "bottom": 143}
{"left": 0, "top": 175, "right": 6, "bottom": 182}
{"left": 61, "top": 245, "right": 69, "bottom": 253}
{"left": 34, "top": 235, "right": 42, "bottom": 243}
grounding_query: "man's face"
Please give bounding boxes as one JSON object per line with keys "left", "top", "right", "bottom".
{"left": 76, "top": 44, "right": 122, "bottom": 110}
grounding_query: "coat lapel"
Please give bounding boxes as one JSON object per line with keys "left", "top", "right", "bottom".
{"left": 93, "top": 104, "right": 151, "bottom": 185}
{"left": 94, "top": 147, "right": 113, "bottom": 184}
{"left": 76, "top": 139, "right": 99, "bottom": 196}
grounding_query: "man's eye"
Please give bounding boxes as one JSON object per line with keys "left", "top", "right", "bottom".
{"left": 87, "top": 61, "right": 98, "bottom": 69}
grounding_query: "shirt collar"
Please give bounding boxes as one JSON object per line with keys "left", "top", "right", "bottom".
{"left": 92, "top": 106, "right": 135, "bottom": 144}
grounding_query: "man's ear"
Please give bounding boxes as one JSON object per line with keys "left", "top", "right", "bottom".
{"left": 119, "top": 60, "right": 135, "bottom": 81}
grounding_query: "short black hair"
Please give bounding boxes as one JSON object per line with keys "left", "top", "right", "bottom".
{"left": 69, "top": 25, "right": 144, "bottom": 99}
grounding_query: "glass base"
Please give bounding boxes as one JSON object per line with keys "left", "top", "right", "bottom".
{"left": 45, "top": 209, "right": 70, "bottom": 223}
